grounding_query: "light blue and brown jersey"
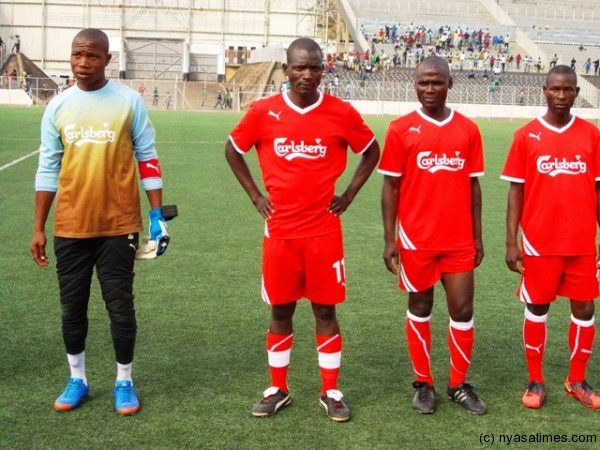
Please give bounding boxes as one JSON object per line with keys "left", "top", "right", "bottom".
{"left": 36, "top": 80, "right": 162, "bottom": 238}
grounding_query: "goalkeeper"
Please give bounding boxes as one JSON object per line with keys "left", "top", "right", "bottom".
{"left": 29, "top": 28, "right": 169, "bottom": 416}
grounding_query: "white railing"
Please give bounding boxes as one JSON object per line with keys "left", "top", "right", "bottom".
{"left": 2, "top": 76, "right": 598, "bottom": 112}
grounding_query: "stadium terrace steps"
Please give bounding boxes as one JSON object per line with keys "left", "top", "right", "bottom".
{"left": 0, "top": 53, "right": 57, "bottom": 105}
{"left": 225, "top": 61, "right": 280, "bottom": 108}
{"left": 351, "top": 0, "right": 498, "bottom": 24}
{"left": 164, "top": 62, "right": 283, "bottom": 111}
{"left": 583, "top": 76, "right": 600, "bottom": 90}
{"left": 370, "top": 42, "right": 531, "bottom": 72}
{"left": 539, "top": 44, "right": 600, "bottom": 74}
{"left": 321, "top": 67, "right": 593, "bottom": 107}
{"left": 323, "top": 67, "right": 549, "bottom": 86}
{"left": 497, "top": 0, "right": 597, "bottom": 27}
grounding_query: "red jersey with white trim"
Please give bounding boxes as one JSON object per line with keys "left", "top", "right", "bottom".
{"left": 229, "top": 91, "right": 376, "bottom": 239}
{"left": 501, "top": 116, "right": 600, "bottom": 256}
{"left": 378, "top": 109, "right": 484, "bottom": 251}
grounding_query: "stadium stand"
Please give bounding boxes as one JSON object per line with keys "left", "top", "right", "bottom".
{"left": 320, "top": 66, "right": 593, "bottom": 108}
{"left": 497, "top": 0, "right": 597, "bottom": 29}
{"left": 336, "top": 0, "right": 599, "bottom": 109}
{"left": 0, "top": 0, "right": 598, "bottom": 111}
{"left": 349, "top": 0, "right": 500, "bottom": 25}
{"left": 1, "top": 52, "right": 57, "bottom": 105}
{"left": 584, "top": 75, "right": 600, "bottom": 90}
{"left": 538, "top": 44, "right": 600, "bottom": 74}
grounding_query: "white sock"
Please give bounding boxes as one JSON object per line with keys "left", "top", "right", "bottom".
{"left": 67, "top": 351, "right": 87, "bottom": 385}
{"left": 117, "top": 362, "right": 133, "bottom": 383}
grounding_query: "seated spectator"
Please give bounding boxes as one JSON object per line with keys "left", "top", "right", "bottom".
{"left": 482, "top": 67, "right": 490, "bottom": 79}
{"left": 467, "top": 68, "right": 475, "bottom": 79}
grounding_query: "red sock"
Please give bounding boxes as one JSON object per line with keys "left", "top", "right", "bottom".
{"left": 448, "top": 319, "right": 474, "bottom": 388}
{"left": 266, "top": 331, "right": 293, "bottom": 393}
{"left": 316, "top": 334, "right": 342, "bottom": 395}
{"left": 406, "top": 311, "right": 433, "bottom": 385}
{"left": 523, "top": 309, "right": 547, "bottom": 383}
{"left": 568, "top": 315, "right": 595, "bottom": 383}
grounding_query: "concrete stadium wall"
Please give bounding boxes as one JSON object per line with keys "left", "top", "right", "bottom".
{"left": 0, "top": 88, "right": 33, "bottom": 106}
{"left": 0, "top": 0, "right": 320, "bottom": 77}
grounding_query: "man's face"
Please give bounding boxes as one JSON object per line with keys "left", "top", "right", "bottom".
{"left": 283, "top": 47, "right": 323, "bottom": 98}
{"left": 70, "top": 35, "right": 111, "bottom": 92}
{"left": 543, "top": 72, "right": 579, "bottom": 116}
{"left": 414, "top": 63, "right": 452, "bottom": 114}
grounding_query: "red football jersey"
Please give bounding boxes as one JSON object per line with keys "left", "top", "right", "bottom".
{"left": 379, "top": 109, "right": 484, "bottom": 251}
{"left": 501, "top": 116, "right": 600, "bottom": 255}
{"left": 229, "top": 91, "right": 376, "bottom": 239}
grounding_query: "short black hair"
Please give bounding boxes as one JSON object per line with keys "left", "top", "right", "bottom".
{"left": 286, "top": 37, "right": 323, "bottom": 63}
{"left": 416, "top": 55, "right": 451, "bottom": 78}
{"left": 73, "top": 28, "right": 110, "bottom": 53}
{"left": 546, "top": 64, "right": 577, "bottom": 85}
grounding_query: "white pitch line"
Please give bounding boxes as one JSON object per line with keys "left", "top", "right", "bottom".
{"left": 0, "top": 141, "right": 222, "bottom": 173}
{"left": 0, "top": 150, "right": 39, "bottom": 172}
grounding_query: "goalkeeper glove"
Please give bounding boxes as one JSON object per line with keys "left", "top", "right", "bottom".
{"left": 135, "top": 207, "right": 170, "bottom": 260}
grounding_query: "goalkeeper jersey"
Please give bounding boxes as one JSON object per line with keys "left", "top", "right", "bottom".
{"left": 35, "top": 80, "right": 160, "bottom": 238}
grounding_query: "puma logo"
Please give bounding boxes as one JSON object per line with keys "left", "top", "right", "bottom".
{"left": 525, "top": 343, "right": 543, "bottom": 354}
{"left": 145, "top": 162, "right": 159, "bottom": 171}
{"left": 409, "top": 125, "right": 422, "bottom": 134}
{"left": 268, "top": 110, "right": 282, "bottom": 120}
{"left": 528, "top": 132, "right": 541, "bottom": 141}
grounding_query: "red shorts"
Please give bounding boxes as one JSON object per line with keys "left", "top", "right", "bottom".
{"left": 398, "top": 248, "right": 476, "bottom": 292}
{"left": 261, "top": 232, "right": 346, "bottom": 306}
{"left": 517, "top": 255, "right": 598, "bottom": 304}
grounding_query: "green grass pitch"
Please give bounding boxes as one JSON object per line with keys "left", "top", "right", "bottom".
{"left": 0, "top": 106, "right": 598, "bottom": 449}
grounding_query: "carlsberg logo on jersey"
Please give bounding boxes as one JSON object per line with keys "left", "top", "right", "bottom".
{"left": 274, "top": 137, "right": 327, "bottom": 161}
{"left": 537, "top": 155, "right": 586, "bottom": 176}
{"left": 64, "top": 123, "right": 116, "bottom": 147}
{"left": 417, "top": 151, "right": 466, "bottom": 173}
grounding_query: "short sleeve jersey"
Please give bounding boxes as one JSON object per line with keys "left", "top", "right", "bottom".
{"left": 35, "top": 80, "right": 159, "bottom": 238}
{"left": 378, "top": 109, "right": 484, "bottom": 251}
{"left": 228, "top": 91, "right": 376, "bottom": 239}
{"left": 501, "top": 116, "right": 600, "bottom": 256}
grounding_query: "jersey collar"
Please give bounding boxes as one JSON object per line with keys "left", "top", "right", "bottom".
{"left": 537, "top": 115, "right": 576, "bottom": 134}
{"left": 417, "top": 107, "right": 454, "bottom": 126}
{"left": 283, "top": 90, "right": 323, "bottom": 115}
